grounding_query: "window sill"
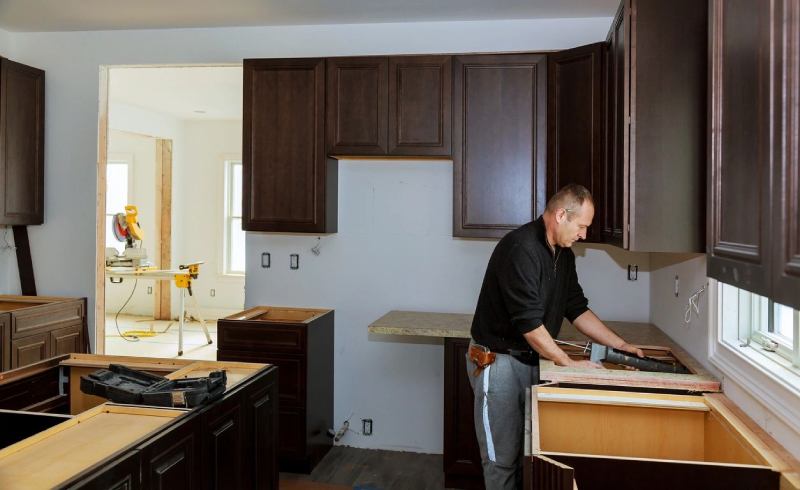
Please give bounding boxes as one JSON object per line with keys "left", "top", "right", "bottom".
{"left": 215, "top": 273, "right": 246, "bottom": 283}
{"left": 710, "top": 339, "right": 800, "bottom": 434}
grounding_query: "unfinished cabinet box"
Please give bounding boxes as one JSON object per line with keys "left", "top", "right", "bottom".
{"left": 0, "top": 295, "right": 86, "bottom": 371}
{"left": 527, "top": 386, "right": 800, "bottom": 490}
{"left": 217, "top": 306, "right": 334, "bottom": 473}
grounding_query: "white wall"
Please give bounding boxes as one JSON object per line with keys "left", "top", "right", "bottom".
{"left": 179, "top": 120, "right": 245, "bottom": 317}
{"left": 246, "top": 159, "right": 650, "bottom": 453}
{"left": 6, "top": 18, "right": 637, "bottom": 453}
{"left": 0, "top": 28, "right": 12, "bottom": 58}
{"left": 649, "top": 254, "right": 800, "bottom": 458}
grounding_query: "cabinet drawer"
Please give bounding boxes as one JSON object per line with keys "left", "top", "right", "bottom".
{"left": 12, "top": 301, "right": 83, "bottom": 339}
{"left": 217, "top": 322, "right": 305, "bottom": 353}
{"left": 217, "top": 349, "right": 305, "bottom": 406}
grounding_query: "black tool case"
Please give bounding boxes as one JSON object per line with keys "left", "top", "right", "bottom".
{"left": 80, "top": 364, "right": 227, "bottom": 408}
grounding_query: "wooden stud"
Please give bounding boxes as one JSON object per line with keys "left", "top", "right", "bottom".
{"left": 154, "top": 139, "right": 173, "bottom": 320}
{"left": 95, "top": 66, "right": 109, "bottom": 355}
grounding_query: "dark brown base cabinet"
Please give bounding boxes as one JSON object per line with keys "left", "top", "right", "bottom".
{"left": 0, "top": 354, "right": 279, "bottom": 490}
{"left": 217, "top": 306, "right": 334, "bottom": 474}
{"left": 0, "top": 295, "right": 86, "bottom": 371}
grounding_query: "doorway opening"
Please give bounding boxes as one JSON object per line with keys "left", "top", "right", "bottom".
{"left": 97, "top": 64, "right": 244, "bottom": 359}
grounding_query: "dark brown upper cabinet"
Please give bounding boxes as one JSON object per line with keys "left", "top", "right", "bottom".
{"left": 243, "top": 58, "right": 337, "bottom": 233}
{"left": 602, "top": 0, "right": 707, "bottom": 252}
{"left": 327, "top": 55, "right": 452, "bottom": 157}
{"left": 0, "top": 58, "right": 45, "bottom": 226}
{"left": 453, "top": 54, "right": 547, "bottom": 238}
{"left": 547, "top": 43, "right": 604, "bottom": 243}
{"left": 708, "top": 0, "right": 799, "bottom": 310}
{"left": 388, "top": 55, "right": 452, "bottom": 157}
{"left": 326, "top": 57, "right": 388, "bottom": 155}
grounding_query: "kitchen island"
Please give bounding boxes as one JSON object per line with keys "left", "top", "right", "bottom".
{"left": 0, "top": 354, "right": 278, "bottom": 489}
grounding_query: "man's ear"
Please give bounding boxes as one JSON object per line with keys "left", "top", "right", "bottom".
{"left": 555, "top": 208, "right": 566, "bottom": 223}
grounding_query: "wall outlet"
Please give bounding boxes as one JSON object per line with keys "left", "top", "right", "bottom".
{"left": 627, "top": 264, "right": 638, "bottom": 281}
{"left": 362, "top": 418, "right": 372, "bottom": 436}
{"left": 261, "top": 252, "right": 270, "bottom": 268}
{"left": 290, "top": 253, "right": 299, "bottom": 270}
{"left": 147, "top": 286, "right": 153, "bottom": 295}
{"left": 675, "top": 276, "right": 680, "bottom": 297}
{"left": 210, "top": 289, "right": 215, "bottom": 297}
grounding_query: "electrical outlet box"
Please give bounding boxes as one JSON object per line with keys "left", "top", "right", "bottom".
{"left": 675, "top": 276, "right": 680, "bottom": 297}
{"left": 210, "top": 289, "right": 216, "bottom": 297}
{"left": 147, "top": 286, "right": 153, "bottom": 295}
{"left": 261, "top": 252, "right": 270, "bottom": 268}
{"left": 628, "top": 264, "right": 638, "bottom": 281}
{"left": 290, "top": 254, "right": 299, "bottom": 270}
{"left": 362, "top": 418, "right": 372, "bottom": 436}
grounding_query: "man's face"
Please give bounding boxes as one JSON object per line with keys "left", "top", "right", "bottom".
{"left": 556, "top": 202, "right": 594, "bottom": 247}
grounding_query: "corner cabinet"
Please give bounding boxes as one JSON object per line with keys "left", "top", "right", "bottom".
{"left": 453, "top": 54, "right": 547, "bottom": 238}
{"left": 708, "top": 0, "right": 800, "bottom": 310}
{"left": 242, "top": 58, "right": 337, "bottom": 233}
{"left": 0, "top": 58, "right": 45, "bottom": 226}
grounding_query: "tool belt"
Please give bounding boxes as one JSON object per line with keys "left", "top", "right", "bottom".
{"left": 469, "top": 344, "right": 497, "bottom": 377}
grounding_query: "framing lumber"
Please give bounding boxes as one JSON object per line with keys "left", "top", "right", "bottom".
{"left": 154, "top": 138, "right": 173, "bottom": 320}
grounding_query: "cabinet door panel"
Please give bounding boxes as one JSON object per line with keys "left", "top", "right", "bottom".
{"left": 243, "top": 58, "right": 330, "bottom": 233}
{"left": 11, "top": 332, "right": 49, "bottom": 369}
{"left": 603, "top": 4, "right": 627, "bottom": 247}
{"left": 202, "top": 393, "right": 243, "bottom": 490}
{"left": 453, "top": 54, "right": 547, "bottom": 238}
{"left": 708, "top": 0, "right": 773, "bottom": 295}
{"left": 547, "top": 43, "right": 604, "bottom": 243}
{"left": 772, "top": 0, "right": 800, "bottom": 310}
{"left": 50, "top": 324, "right": 82, "bottom": 357}
{"left": 0, "top": 59, "right": 45, "bottom": 225}
{"left": 278, "top": 406, "right": 306, "bottom": 459}
{"left": 327, "top": 57, "right": 388, "bottom": 155}
{"left": 65, "top": 450, "right": 141, "bottom": 490}
{"left": 0, "top": 313, "right": 8, "bottom": 372}
{"left": 140, "top": 415, "right": 200, "bottom": 490}
{"left": 389, "top": 55, "right": 452, "bottom": 156}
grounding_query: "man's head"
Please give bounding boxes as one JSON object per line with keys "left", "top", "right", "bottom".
{"left": 543, "top": 184, "right": 594, "bottom": 248}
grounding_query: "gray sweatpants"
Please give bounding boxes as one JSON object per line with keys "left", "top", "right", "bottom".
{"left": 466, "top": 341, "right": 540, "bottom": 490}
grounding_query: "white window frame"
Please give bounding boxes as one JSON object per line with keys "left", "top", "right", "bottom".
{"left": 105, "top": 153, "right": 134, "bottom": 252}
{"left": 709, "top": 280, "right": 800, "bottom": 435}
{"left": 219, "top": 155, "right": 245, "bottom": 277}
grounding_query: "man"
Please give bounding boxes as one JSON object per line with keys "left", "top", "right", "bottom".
{"left": 466, "top": 184, "right": 643, "bottom": 490}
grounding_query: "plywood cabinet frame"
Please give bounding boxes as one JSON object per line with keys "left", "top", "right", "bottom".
{"left": 527, "top": 386, "right": 800, "bottom": 490}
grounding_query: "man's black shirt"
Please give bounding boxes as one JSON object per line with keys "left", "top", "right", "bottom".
{"left": 470, "top": 216, "right": 590, "bottom": 361}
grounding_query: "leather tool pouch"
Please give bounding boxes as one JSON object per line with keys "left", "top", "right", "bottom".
{"left": 469, "top": 345, "right": 497, "bottom": 377}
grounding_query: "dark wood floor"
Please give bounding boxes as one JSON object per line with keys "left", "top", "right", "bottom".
{"left": 280, "top": 446, "right": 458, "bottom": 490}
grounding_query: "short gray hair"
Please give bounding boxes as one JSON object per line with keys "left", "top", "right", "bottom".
{"left": 546, "top": 184, "right": 594, "bottom": 220}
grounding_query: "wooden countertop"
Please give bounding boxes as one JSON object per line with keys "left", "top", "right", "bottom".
{"left": 368, "top": 310, "right": 720, "bottom": 391}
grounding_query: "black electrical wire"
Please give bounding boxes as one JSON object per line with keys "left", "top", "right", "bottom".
{"left": 115, "top": 278, "right": 140, "bottom": 342}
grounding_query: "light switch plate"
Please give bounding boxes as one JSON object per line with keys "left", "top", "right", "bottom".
{"left": 290, "top": 254, "right": 299, "bottom": 270}
{"left": 261, "top": 252, "right": 270, "bottom": 268}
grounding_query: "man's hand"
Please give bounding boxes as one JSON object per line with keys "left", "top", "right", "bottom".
{"left": 616, "top": 342, "right": 645, "bottom": 370}
{"left": 618, "top": 342, "right": 644, "bottom": 358}
{"left": 555, "top": 358, "right": 604, "bottom": 370}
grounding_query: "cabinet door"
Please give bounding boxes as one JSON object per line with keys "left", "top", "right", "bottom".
{"left": 453, "top": 54, "right": 547, "bottom": 238}
{"left": 241, "top": 367, "right": 278, "bottom": 490}
{"left": 547, "top": 43, "right": 604, "bottom": 243}
{"left": 201, "top": 391, "right": 244, "bottom": 490}
{"left": 326, "top": 56, "right": 388, "bottom": 155}
{"left": 0, "top": 58, "right": 45, "bottom": 225}
{"left": 50, "top": 324, "right": 82, "bottom": 357}
{"left": 443, "top": 338, "right": 484, "bottom": 489}
{"left": 139, "top": 414, "right": 200, "bottom": 490}
{"left": 603, "top": 3, "right": 627, "bottom": 248}
{"left": 388, "top": 55, "right": 452, "bottom": 156}
{"left": 277, "top": 405, "right": 306, "bottom": 460}
{"left": 0, "top": 313, "right": 8, "bottom": 372}
{"left": 243, "top": 58, "right": 335, "bottom": 233}
{"left": 11, "top": 332, "right": 49, "bottom": 369}
{"left": 707, "top": 0, "right": 773, "bottom": 296}
{"left": 771, "top": 0, "right": 800, "bottom": 310}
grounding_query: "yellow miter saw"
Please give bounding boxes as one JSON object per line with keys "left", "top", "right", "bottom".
{"left": 105, "top": 205, "right": 153, "bottom": 268}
